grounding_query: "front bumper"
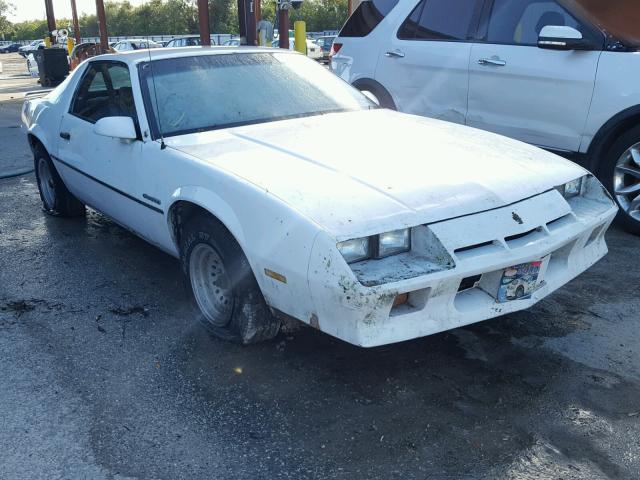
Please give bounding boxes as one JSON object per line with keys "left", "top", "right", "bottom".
{"left": 308, "top": 188, "right": 617, "bottom": 347}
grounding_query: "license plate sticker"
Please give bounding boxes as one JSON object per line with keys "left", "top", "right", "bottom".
{"left": 497, "top": 261, "right": 543, "bottom": 302}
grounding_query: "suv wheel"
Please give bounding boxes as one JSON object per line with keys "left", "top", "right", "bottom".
{"left": 353, "top": 80, "right": 396, "bottom": 110}
{"left": 601, "top": 125, "right": 640, "bottom": 235}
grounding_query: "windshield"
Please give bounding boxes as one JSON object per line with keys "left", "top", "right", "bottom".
{"left": 139, "top": 52, "right": 372, "bottom": 139}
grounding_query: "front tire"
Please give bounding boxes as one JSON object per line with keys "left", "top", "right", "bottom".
{"left": 34, "top": 145, "right": 85, "bottom": 217}
{"left": 600, "top": 125, "right": 640, "bottom": 235}
{"left": 180, "top": 216, "right": 280, "bottom": 344}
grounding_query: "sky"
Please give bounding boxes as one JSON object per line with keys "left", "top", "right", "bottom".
{"left": 9, "top": 0, "right": 146, "bottom": 23}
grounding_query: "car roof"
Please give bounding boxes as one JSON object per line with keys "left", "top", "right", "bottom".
{"left": 91, "top": 46, "right": 291, "bottom": 65}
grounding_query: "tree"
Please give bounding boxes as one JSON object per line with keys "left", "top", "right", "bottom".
{"left": 0, "top": 0, "right": 14, "bottom": 37}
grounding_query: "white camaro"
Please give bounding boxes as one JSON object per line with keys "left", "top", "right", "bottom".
{"left": 22, "top": 47, "right": 617, "bottom": 347}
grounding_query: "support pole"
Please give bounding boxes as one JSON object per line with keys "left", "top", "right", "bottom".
{"left": 277, "top": 5, "right": 289, "bottom": 50}
{"left": 254, "top": 0, "right": 261, "bottom": 26}
{"left": 197, "top": 0, "right": 211, "bottom": 46}
{"left": 95, "top": 0, "right": 109, "bottom": 52}
{"left": 70, "top": 0, "right": 81, "bottom": 44}
{"left": 246, "top": 0, "right": 256, "bottom": 45}
{"left": 44, "top": 0, "right": 56, "bottom": 41}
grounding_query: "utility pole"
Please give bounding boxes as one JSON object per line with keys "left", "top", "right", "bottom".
{"left": 348, "top": 0, "right": 353, "bottom": 16}
{"left": 95, "top": 0, "right": 109, "bottom": 51}
{"left": 237, "top": 0, "right": 256, "bottom": 45}
{"left": 44, "top": 0, "right": 56, "bottom": 41}
{"left": 197, "top": 0, "right": 211, "bottom": 46}
{"left": 70, "top": 0, "right": 81, "bottom": 44}
{"left": 277, "top": 1, "right": 289, "bottom": 50}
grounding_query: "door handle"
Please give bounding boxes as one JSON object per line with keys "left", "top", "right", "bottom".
{"left": 478, "top": 58, "right": 506, "bottom": 67}
{"left": 59, "top": 132, "right": 71, "bottom": 140}
{"left": 385, "top": 50, "right": 405, "bottom": 58}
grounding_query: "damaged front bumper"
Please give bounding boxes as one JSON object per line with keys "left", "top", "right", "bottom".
{"left": 308, "top": 185, "right": 617, "bottom": 347}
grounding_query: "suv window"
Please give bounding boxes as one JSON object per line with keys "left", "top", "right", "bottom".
{"left": 339, "top": 0, "right": 400, "bottom": 37}
{"left": 486, "top": 0, "right": 594, "bottom": 46}
{"left": 71, "top": 62, "right": 137, "bottom": 124}
{"left": 399, "top": 0, "right": 482, "bottom": 41}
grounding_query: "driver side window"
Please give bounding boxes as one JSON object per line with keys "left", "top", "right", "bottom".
{"left": 487, "top": 0, "right": 584, "bottom": 46}
{"left": 70, "top": 62, "right": 138, "bottom": 124}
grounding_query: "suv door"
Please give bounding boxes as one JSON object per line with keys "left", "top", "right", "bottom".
{"left": 374, "top": 0, "right": 483, "bottom": 124}
{"left": 467, "top": 0, "right": 604, "bottom": 152}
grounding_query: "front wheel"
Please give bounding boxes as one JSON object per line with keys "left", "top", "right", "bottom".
{"left": 600, "top": 126, "right": 640, "bottom": 235}
{"left": 180, "top": 217, "right": 280, "bottom": 344}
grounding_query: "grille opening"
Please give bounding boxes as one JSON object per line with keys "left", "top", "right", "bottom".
{"left": 455, "top": 240, "right": 494, "bottom": 254}
{"left": 458, "top": 274, "right": 482, "bottom": 292}
{"left": 586, "top": 223, "right": 606, "bottom": 246}
{"left": 546, "top": 213, "right": 576, "bottom": 232}
{"left": 505, "top": 227, "right": 546, "bottom": 248}
{"left": 505, "top": 227, "right": 540, "bottom": 242}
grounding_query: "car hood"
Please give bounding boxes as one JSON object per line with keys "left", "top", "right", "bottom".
{"left": 166, "top": 109, "right": 585, "bottom": 239}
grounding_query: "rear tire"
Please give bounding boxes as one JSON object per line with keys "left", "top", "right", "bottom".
{"left": 599, "top": 125, "right": 640, "bottom": 235}
{"left": 34, "top": 145, "right": 85, "bottom": 217}
{"left": 180, "top": 216, "right": 280, "bottom": 344}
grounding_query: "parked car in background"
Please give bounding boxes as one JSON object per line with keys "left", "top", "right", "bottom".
{"left": 0, "top": 43, "right": 21, "bottom": 53}
{"left": 332, "top": 0, "right": 640, "bottom": 233}
{"left": 165, "top": 35, "right": 216, "bottom": 47}
{"left": 222, "top": 39, "right": 241, "bottom": 47}
{"left": 19, "top": 40, "right": 45, "bottom": 57}
{"left": 272, "top": 38, "right": 323, "bottom": 60}
{"left": 112, "top": 39, "right": 162, "bottom": 51}
{"left": 314, "top": 35, "right": 335, "bottom": 62}
{"left": 22, "top": 47, "right": 616, "bottom": 348}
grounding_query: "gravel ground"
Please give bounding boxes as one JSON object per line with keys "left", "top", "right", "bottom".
{"left": 1, "top": 53, "right": 639, "bottom": 480}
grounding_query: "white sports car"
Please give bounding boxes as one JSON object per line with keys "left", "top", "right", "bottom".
{"left": 22, "top": 47, "right": 617, "bottom": 347}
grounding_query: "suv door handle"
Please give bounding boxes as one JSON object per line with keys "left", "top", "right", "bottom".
{"left": 385, "top": 50, "right": 405, "bottom": 58}
{"left": 60, "top": 132, "right": 71, "bottom": 140}
{"left": 478, "top": 58, "right": 506, "bottom": 67}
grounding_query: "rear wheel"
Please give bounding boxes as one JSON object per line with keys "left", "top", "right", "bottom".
{"left": 353, "top": 80, "right": 396, "bottom": 110}
{"left": 600, "top": 126, "right": 640, "bottom": 235}
{"left": 34, "top": 145, "right": 85, "bottom": 217}
{"left": 181, "top": 216, "right": 280, "bottom": 344}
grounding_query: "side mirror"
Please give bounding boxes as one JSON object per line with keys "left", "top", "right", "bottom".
{"left": 94, "top": 116, "right": 137, "bottom": 141}
{"left": 538, "top": 25, "right": 592, "bottom": 51}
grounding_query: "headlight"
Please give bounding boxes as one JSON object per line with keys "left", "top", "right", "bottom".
{"left": 337, "top": 228, "right": 411, "bottom": 264}
{"left": 337, "top": 237, "right": 370, "bottom": 264}
{"left": 558, "top": 177, "right": 584, "bottom": 199}
{"left": 378, "top": 228, "right": 410, "bottom": 258}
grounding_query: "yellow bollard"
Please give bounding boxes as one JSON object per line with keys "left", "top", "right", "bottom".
{"left": 294, "top": 21, "right": 306, "bottom": 55}
{"left": 67, "top": 37, "right": 75, "bottom": 56}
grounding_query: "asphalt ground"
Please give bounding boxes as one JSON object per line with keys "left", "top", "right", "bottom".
{"left": 1, "top": 52, "right": 639, "bottom": 480}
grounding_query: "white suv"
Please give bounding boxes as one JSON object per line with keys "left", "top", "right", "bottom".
{"left": 331, "top": 0, "right": 640, "bottom": 233}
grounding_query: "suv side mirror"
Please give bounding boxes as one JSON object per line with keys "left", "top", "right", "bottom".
{"left": 94, "top": 116, "right": 137, "bottom": 141}
{"left": 538, "top": 25, "right": 592, "bottom": 51}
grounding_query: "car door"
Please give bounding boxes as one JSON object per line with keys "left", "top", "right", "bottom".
{"left": 374, "top": 0, "right": 483, "bottom": 124}
{"left": 466, "top": 0, "right": 603, "bottom": 152}
{"left": 56, "top": 60, "right": 165, "bottom": 244}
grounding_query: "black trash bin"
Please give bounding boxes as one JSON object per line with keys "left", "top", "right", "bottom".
{"left": 33, "top": 47, "right": 69, "bottom": 87}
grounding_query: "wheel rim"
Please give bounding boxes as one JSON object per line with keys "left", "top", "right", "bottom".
{"left": 189, "top": 243, "right": 234, "bottom": 328}
{"left": 613, "top": 142, "right": 640, "bottom": 220}
{"left": 37, "top": 157, "right": 56, "bottom": 209}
